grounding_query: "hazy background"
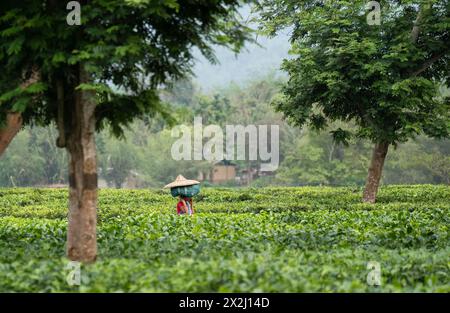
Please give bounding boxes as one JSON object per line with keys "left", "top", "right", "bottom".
{"left": 192, "top": 34, "right": 290, "bottom": 91}
{"left": 0, "top": 8, "right": 448, "bottom": 188}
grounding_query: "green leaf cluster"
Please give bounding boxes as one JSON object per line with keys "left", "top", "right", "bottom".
{"left": 0, "top": 0, "right": 254, "bottom": 135}
{"left": 258, "top": 0, "right": 450, "bottom": 144}
{"left": 0, "top": 185, "right": 448, "bottom": 292}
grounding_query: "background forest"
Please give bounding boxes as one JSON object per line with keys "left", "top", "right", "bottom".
{"left": 1, "top": 75, "right": 448, "bottom": 188}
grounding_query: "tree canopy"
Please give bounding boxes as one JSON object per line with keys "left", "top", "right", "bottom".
{"left": 258, "top": 0, "right": 450, "bottom": 202}
{"left": 259, "top": 0, "right": 449, "bottom": 144}
{"left": 0, "top": 0, "right": 253, "bottom": 135}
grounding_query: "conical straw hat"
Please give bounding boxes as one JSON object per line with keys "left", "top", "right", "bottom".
{"left": 164, "top": 175, "right": 200, "bottom": 189}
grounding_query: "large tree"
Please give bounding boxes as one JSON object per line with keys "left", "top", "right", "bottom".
{"left": 258, "top": 0, "right": 449, "bottom": 202}
{"left": 0, "top": 0, "right": 252, "bottom": 262}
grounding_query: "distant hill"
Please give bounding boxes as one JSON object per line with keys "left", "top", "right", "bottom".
{"left": 192, "top": 7, "right": 291, "bottom": 91}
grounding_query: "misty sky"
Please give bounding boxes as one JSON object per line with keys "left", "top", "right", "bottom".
{"left": 191, "top": 8, "right": 291, "bottom": 91}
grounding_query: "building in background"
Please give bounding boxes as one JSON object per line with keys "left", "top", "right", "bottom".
{"left": 198, "top": 160, "right": 237, "bottom": 184}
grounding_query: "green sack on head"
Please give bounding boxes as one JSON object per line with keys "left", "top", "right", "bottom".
{"left": 170, "top": 184, "right": 200, "bottom": 197}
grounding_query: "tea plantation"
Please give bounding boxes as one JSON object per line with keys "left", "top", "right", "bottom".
{"left": 0, "top": 185, "right": 448, "bottom": 292}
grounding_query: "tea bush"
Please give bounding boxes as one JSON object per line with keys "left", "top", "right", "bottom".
{"left": 0, "top": 185, "right": 448, "bottom": 292}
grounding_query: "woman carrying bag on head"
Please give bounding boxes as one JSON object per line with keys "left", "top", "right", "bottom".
{"left": 164, "top": 175, "right": 200, "bottom": 216}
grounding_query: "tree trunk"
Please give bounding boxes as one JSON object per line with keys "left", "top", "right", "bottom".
{"left": 0, "top": 113, "right": 23, "bottom": 156}
{"left": 66, "top": 65, "right": 98, "bottom": 263}
{"left": 363, "top": 142, "right": 389, "bottom": 203}
{"left": 0, "top": 68, "right": 40, "bottom": 157}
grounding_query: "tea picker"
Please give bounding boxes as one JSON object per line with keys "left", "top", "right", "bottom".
{"left": 164, "top": 175, "right": 200, "bottom": 215}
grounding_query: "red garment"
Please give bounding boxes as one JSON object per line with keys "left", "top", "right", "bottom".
{"left": 176, "top": 201, "right": 185, "bottom": 214}
{"left": 177, "top": 198, "right": 193, "bottom": 215}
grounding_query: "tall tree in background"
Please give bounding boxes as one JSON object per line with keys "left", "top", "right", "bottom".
{"left": 0, "top": 0, "right": 252, "bottom": 262}
{"left": 259, "top": 0, "right": 449, "bottom": 202}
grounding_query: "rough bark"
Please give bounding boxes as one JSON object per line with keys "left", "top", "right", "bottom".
{"left": 66, "top": 65, "right": 98, "bottom": 263}
{"left": 56, "top": 79, "right": 66, "bottom": 148}
{"left": 411, "top": 10, "right": 422, "bottom": 43}
{"left": 363, "top": 142, "right": 389, "bottom": 204}
{"left": 0, "top": 113, "right": 23, "bottom": 156}
{"left": 0, "top": 69, "right": 40, "bottom": 157}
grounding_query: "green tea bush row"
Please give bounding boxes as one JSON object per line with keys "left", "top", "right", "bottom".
{"left": 0, "top": 185, "right": 448, "bottom": 292}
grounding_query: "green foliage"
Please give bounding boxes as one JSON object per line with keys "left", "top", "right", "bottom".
{"left": 0, "top": 0, "right": 254, "bottom": 135}
{"left": 1, "top": 76, "right": 448, "bottom": 187}
{"left": 0, "top": 185, "right": 448, "bottom": 292}
{"left": 0, "top": 132, "right": 46, "bottom": 186}
{"left": 99, "top": 139, "right": 138, "bottom": 188}
{"left": 0, "top": 126, "right": 67, "bottom": 186}
{"left": 258, "top": 0, "right": 450, "bottom": 145}
{"left": 135, "top": 129, "right": 203, "bottom": 187}
{"left": 193, "top": 94, "right": 232, "bottom": 125}
{"left": 276, "top": 126, "right": 370, "bottom": 186}
{"left": 384, "top": 136, "right": 450, "bottom": 184}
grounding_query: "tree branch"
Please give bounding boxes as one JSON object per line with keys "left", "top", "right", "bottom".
{"left": 410, "top": 53, "right": 445, "bottom": 77}
{"left": 0, "top": 67, "right": 40, "bottom": 156}
{"left": 411, "top": 9, "right": 422, "bottom": 44}
{"left": 56, "top": 79, "right": 66, "bottom": 148}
